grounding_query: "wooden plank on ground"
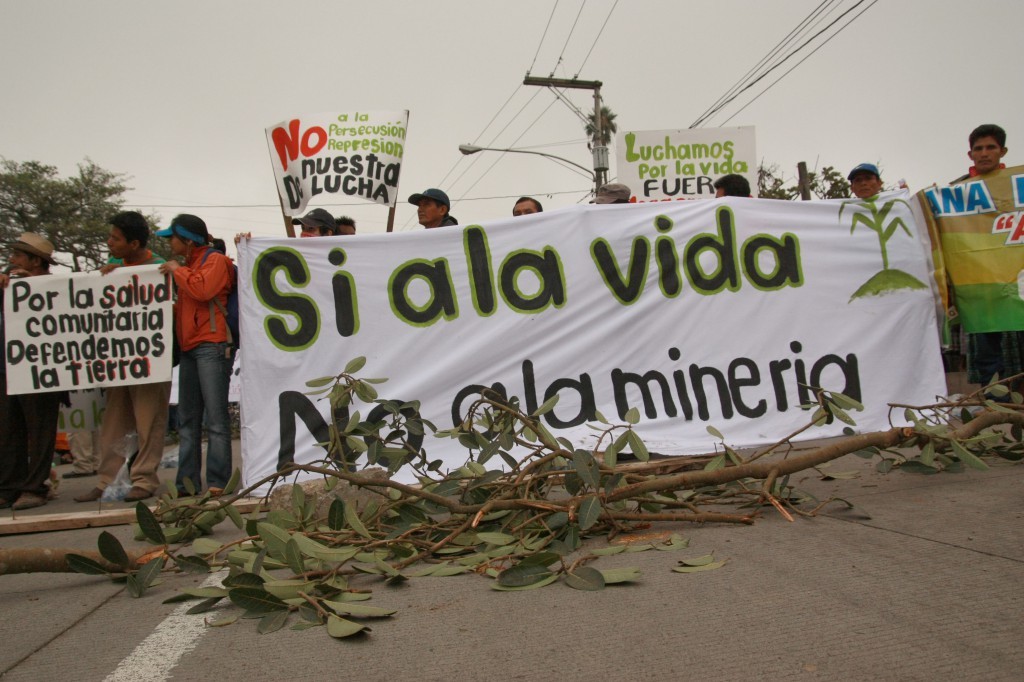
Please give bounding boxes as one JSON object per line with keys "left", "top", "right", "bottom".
{"left": 0, "top": 498, "right": 264, "bottom": 536}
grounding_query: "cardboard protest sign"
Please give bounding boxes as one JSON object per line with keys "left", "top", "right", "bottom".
{"left": 3, "top": 265, "right": 173, "bottom": 394}
{"left": 265, "top": 110, "right": 409, "bottom": 216}
{"left": 237, "top": 195, "right": 946, "bottom": 490}
{"left": 616, "top": 126, "right": 756, "bottom": 202}
{"left": 918, "top": 165, "right": 1024, "bottom": 333}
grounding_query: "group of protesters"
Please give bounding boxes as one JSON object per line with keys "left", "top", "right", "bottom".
{"left": 1, "top": 122, "right": 1017, "bottom": 511}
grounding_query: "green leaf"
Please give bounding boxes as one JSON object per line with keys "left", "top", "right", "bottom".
{"left": 476, "top": 532, "right": 516, "bottom": 546}
{"left": 829, "top": 392, "right": 864, "bottom": 411}
{"left": 490, "top": 572, "right": 560, "bottom": 591}
{"left": 222, "top": 572, "right": 265, "bottom": 589}
{"left": 496, "top": 563, "right": 553, "bottom": 588}
{"left": 624, "top": 407, "right": 640, "bottom": 425}
{"left": 135, "top": 556, "right": 165, "bottom": 590}
{"left": 228, "top": 587, "right": 289, "bottom": 614}
{"left": 65, "top": 553, "right": 111, "bottom": 576}
{"left": 305, "top": 376, "right": 337, "bottom": 388}
{"left": 327, "top": 498, "right": 346, "bottom": 531}
{"left": 572, "top": 450, "right": 601, "bottom": 489}
{"left": 564, "top": 566, "right": 605, "bottom": 591}
{"left": 532, "top": 393, "right": 560, "bottom": 417}
{"left": 678, "top": 554, "right": 716, "bottom": 567}
{"left": 706, "top": 425, "right": 724, "bottom": 439}
{"left": 191, "top": 537, "right": 223, "bottom": 556}
{"left": 327, "top": 614, "right": 369, "bottom": 638}
{"left": 126, "top": 574, "right": 145, "bottom": 598}
{"left": 988, "top": 383, "right": 1010, "bottom": 397}
{"left": 135, "top": 502, "right": 166, "bottom": 544}
{"left": 174, "top": 555, "right": 211, "bottom": 574}
{"left": 284, "top": 539, "right": 305, "bottom": 575}
{"left": 951, "top": 441, "right": 989, "bottom": 471}
{"left": 223, "top": 467, "right": 242, "bottom": 496}
{"left": 898, "top": 460, "right": 938, "bottom": 475}
{"left": 626, "top": 430, "right": 649, "bottom": 461}
{"left": 224, "top": 504, "right": 244, "bottom": 529}
{"left": 344, "top": 356, "right": 367, "bottom": 374}
{"left": 290, "top": 534, "right": 360, "bottom": 563}
{"left": 599, "top": 567, "right": 642, "bottom": 584}
{"left": 323, "top": 601, "right": 397, "bottom": 618}
{"left": 97, "top": 531, "right": 130, "bottom": 569}
{"left": 186, "top": 597, "right": 223, "bottom": 614}
{"left": 262, "top": 579, "right": 316, "bottom": 600}
{"left": 206, "top": 614, "right": 238, "bottom": 627}
{"left": 344, "top": 503, "right": 372, "bottom": 539}
{"left": 875, "top": 458, "right": 894, "bottom": 474}
{"left": 704, "top": 454, "right": 725, "bottom": 472}
{"left": 257, "top": 521, "right": 292, "bottom": 559}
{"left": 257, "top": 610, "right": 290, "bottom": 635}
{"left": 673, "top": 560, "right": 727, "bottom": 573}
{"left": 577, "top": 496, "right": 602, "bottom": 531}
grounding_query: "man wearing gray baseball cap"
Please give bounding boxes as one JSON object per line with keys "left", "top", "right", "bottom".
{"left": 409, "top": 188, "right": 458, "bottom": 228}
{"left": 592, "top": 183, "right": 632, "bottom": 204}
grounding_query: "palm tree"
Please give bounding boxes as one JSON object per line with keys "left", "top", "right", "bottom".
{"left": 585, "top": 106, "right": 617, "bottom": 149}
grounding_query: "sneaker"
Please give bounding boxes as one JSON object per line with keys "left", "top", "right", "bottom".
{"left": 62, "top": 470, "right": 97, "bottom": 479}
{"left": 74, "top": 487, "right": 105, "bottom": 503}
{"left": 12, "top": 492, "right": 47, "bottom": 510}
{"left": 124, "top": 486, "right": 153, "bottom": 502}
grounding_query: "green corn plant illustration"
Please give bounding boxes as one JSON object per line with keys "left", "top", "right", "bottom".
{"left": 839, "top": 197, "right": 927, "bottom": 300}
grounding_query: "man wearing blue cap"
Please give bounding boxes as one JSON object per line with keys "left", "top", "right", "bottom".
{"left": 409, "top": 188, "right": 458, "bottom": 229}
{"left": 847, "top": 163, "right": 883, "bottom": 200}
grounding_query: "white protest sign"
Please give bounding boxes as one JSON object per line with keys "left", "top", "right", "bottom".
{"left": 616, "top": 126, "right": 756, "bottom": 201}
{"left": 3, "top": 265, "right": 173, "bottom": 394}
{"left": 57, "top": 389, "right": 106, "bottom": 431}
{"left": 265, "top": 110, "right": 409, "bottom": 216}
{"left": 237, "top": 195, "right": 946, "bottom": 490}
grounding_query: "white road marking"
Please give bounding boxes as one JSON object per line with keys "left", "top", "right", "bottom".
{"left": 104, "top": 572, "right": 224, "bottom": 682}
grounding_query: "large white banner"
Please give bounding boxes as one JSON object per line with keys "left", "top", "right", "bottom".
{"left": 265, "top": 110, "right": 409, "bottom": 216}
{"left": 616, "top": 126, "right": 756, "bottom": 201}
{"left": 237, "top": 195, "right": 947, "bottom": 488}
{"left": 3, "top": 265, "right": 173, "bottom": 394}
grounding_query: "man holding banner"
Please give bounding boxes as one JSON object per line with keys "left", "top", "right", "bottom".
{"left": 75, "top": 212, "right": 172, "bottom": 504}
{"left": 923, "top": 124, "right": 1024, "bottom": 395}
{"left": 0, "top": 233, "right": 64, "bottom": 510}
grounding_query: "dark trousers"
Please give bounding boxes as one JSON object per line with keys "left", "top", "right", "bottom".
{"left": 0, "top": 375, "right": 62, "bottom": 499}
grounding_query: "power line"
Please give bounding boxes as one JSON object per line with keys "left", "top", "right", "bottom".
{"left": 690, "top": 0, "right": 837, "bottom": 128}
{"left": 574, "top": 0, "right": 618, "bottom": 77}
{"left": 692, "top": 0, "right": 871, "bottom": 128}
{"left": 527, "top": 0, "right": 560, "bottom": 74}
{"left": 550, "top": 0, "right": 585, "bottom": 76}
{"left": 716, "top": 0, "right": 878, "bottom": 127}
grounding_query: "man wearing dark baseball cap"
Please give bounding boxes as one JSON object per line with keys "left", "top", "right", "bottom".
{"left": 592, "top": 183, "right": 632, "bottom": 204}
{"left": 847, "top": 163, "right": 883, "bottom": 200}
{"left": 408, "top": 188, "right": 458, "bottom": 229}
{"left": 292, "top": 208, "right": 337, "bottom": 237}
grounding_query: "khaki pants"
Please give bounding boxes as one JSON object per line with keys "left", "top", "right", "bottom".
{"left": 97, "top": 382, "right": 172, "bottom": 494}
{"left": 69, "top": 429, "right": 101, "bottom": 473}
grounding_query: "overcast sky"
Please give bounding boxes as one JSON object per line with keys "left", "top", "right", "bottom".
{"left": 1, "top": 0, "right": 1020, "bottom": 255}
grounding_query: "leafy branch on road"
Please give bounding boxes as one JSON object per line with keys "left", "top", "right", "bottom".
{"left": 2, "top": 362, "right": 1021, "bottom": 641}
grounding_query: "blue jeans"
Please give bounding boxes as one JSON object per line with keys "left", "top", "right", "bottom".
{"left": 176, "top": 343, "right": 233, "bottom": 492}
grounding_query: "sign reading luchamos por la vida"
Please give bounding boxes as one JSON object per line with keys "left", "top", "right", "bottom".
{"left": 3, "top": 266, "right": 173, "bottom": 394}
{"left": 266, "top": 110, "right": 409, "bottom": 216}
{"left": 616, "top": 126, "right": 757, "bottom": 201}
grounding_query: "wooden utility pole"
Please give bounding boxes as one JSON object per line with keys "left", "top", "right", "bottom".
{"left": 797, "top": 162, "right": 812, "bottom": 201}
{"left": 523, "top": 76, "right": 607, "bottom": 195}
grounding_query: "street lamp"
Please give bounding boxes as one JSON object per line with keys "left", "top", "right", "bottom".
{"left": 458, "top": 144, "right": 597, "bottom": 195}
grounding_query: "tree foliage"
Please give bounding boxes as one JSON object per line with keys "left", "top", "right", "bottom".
{"left": 0, "top": 158, "right": 167, "bottom": 271}
{"left": 585, "top": 105, "right": 618, "bottom": 148}
{"left": 758, "top": 163, "right": 852, "bottom": 200}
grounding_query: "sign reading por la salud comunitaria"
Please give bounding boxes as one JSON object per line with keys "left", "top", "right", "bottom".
{"left": 236, "top": 195, "right": 946, "bottom": 489}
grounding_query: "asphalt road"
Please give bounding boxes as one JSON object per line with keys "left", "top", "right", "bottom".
{"left": 1, "top": 442, "right": 1022, "bottom": 681}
